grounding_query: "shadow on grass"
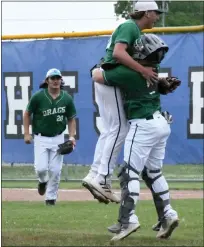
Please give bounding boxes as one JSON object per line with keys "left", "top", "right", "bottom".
{"left": 2, "top": 230, "right": 203, "bottom": 246}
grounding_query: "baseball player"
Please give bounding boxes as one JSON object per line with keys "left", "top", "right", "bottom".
{"left": 23, "top": 68, "right": 77, "bottom": 206}
{"left": 82, "top": 0, "right": 161, "bottom": 204}
{"left": 91, "top": 34, "right": 180, "bottom": 241}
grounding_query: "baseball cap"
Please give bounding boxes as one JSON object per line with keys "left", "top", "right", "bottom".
{"left": 46, "top": 68, "right": 62, "bottom": 78}
{"left": 134, "top": 0, "right": 165, "bottom": 13}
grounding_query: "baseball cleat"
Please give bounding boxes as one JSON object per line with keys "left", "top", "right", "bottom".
{"left": 152, "top": 221, "right": 162, "bottom": 231}
{"left": 45, "top": 199, "right": 56, "bottom": 206}
{"left": 110, "top": 222, "right": 140, "bottom": 242}
{"left": 156, "top": 213, "right": 179, "bottom": 239}
{"left": 107, "top": 222, "right": 121, "bottom": 233}
{"left": 38, "top": 181, "right": 47, "bottom": 196}
{"left": 90, "top": 180, "right": 121, "bottom": 203}
{"left": 82, "top": 175, "right": 109, "bottom": 204}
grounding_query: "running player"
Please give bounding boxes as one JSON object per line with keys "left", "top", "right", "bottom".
{"left": 23, "top": 68, "right": 77, "bottom": 205}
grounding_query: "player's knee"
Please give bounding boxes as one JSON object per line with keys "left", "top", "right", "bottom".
{"left": 118, "top": 162, "right": 139, "bottom": 190}
{"left": 142, "top": 166, "right": 162, "bottom": 185}
{"left": 36, "top": 168, "right": 47, "bottom": 176}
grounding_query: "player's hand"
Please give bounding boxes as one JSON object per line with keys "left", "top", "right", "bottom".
{"left": 24, "top": 134, "right": 32, "bottom": 144}
{"left": 141, "top": 67, "right": 158, "bottom": 85}
{"left": 92, "top": 68, "right": 104, "bottom": 84}
{"left": 69, "top": 136, "right": 76, "bottom": 147}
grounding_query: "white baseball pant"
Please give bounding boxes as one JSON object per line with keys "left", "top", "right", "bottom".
{"left": 91, "top": 82, "right": 129, "bottom": 181}
{"left": 34, "top": 133, "right": 64, "bottom": 200}
{"left": 123, "top": 110, "right": 171, "bottom": 223}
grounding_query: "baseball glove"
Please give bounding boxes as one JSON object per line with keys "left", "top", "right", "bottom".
{"left": 57, "top": 140, "right": 74, "bottom": 155}
{"left": 157, "top": 77, "right": 181, "bottom": 95}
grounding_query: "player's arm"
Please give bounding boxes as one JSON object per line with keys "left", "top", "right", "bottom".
{"left": 67, "top": 118, "right": 76, "bottom": 146}
{"left": 66, "top": 96, "right": 77, "bottom": 145}
{"left": 23, "top": 111, "right": 31, "bottom": 138}
{"left": 23, "top": 94, "right": 37, "bottom": 144}
{"left": 92, "top": 68, "right": 119, "bottom": 88}
{"left": 113, "top": 24, "right": 157, "bottom": 82}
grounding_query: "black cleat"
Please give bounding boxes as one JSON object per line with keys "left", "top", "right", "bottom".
{"left": 38, "top": 182, "right": 47, "bottom": 196}
{"left": 45, "top": 199, "right": 56, "bottom": 206}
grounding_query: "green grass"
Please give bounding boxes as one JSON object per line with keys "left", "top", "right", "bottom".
{"left": 2, "top": 180, "right": 203, "bottom": 190}
{"left": 2, "top": 164, "right": 203, "bottom": 190}
{"left": 2, "top": 164, "right": 203, "bottom": 180}
{"left": 2, "top": 199, "right": 203, "bottom": 246}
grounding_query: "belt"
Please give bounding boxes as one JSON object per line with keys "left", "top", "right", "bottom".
{"left": 34, "top": 131, "right": 63, "bottom": 137}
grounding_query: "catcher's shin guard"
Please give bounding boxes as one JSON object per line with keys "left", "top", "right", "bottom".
{"left": 117, "top": 162, "right": 139, "bottom": 228}
{"left": 141, "top": 167, "right": 170, "bottom": 224}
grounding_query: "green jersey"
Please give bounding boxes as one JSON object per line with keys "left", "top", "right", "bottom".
{"left": 104, "top": 19, "right": 142, "bottom": 64}
{"left": 103, "top": 65, "right": 161, "bottom": 120}
{"left": 26, "top": 89, "right": 76, "bottom": 137}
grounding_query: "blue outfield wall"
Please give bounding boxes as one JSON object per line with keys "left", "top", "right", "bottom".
{"left": 2, "top": 33, "right": 204, "bottom": 165}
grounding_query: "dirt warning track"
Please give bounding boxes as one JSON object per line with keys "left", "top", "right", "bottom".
{"left": 2, "top": 188, "right": 203, "bottom": 202}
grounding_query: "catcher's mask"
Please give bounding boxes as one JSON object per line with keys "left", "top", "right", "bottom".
{"left": 133, "top": 33, "right": 169, "bottom": 64}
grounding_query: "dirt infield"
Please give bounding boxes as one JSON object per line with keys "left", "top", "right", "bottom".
{"left": 2, "top": 188, "right": 203, "bottom": 202}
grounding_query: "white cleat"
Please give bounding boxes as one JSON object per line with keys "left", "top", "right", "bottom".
{"left": 110, "top": 223, "right": 140, "bottom": 242}
{"left": 156, "top": 212, "right": 179, "bottom": 239}
{"left": 82, "top": 174, "right": 109, "bottom": 204}
{"left": 90, "top": 180, "right": 121, "bottom": 203}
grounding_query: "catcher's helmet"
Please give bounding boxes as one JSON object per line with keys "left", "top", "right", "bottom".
{"left": 133, "top": 34, "right": 169, "bottom": 63}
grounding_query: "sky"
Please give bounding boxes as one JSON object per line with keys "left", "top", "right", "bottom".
{"left": 2, "top": 1, "right": 126, "bottom": 35}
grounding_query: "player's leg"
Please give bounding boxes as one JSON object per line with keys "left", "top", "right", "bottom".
{"left": 110, "top": 112, "right": 171, "bottom": 241}
{"left": 34, "top": 134, "right": 49, "bottom": 196}
{"left": 83, "top": 82, "right": 109, "bottom": 179}
{"left": 90, "top": 86, "right": 129, "bottom": 203}
{"left": 145, "top": 116, "right": 179, "bottom": 239}
{"left": 110, "top": 120, "right": 152, "bottom": 241}
{"left": 45, "top": 134, "right": 64, "bottom": 205}
{"left": 141, "top": 167, "right": 162, "bottom": 231}
{"left": 82, "top": 82, "right": 111, "bottom": 204}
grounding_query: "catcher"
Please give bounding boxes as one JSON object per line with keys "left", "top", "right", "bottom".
{"left": 90, "top": 34, "right": 181, "bottom": 242}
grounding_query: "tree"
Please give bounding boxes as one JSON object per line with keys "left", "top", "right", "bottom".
{"left": 114, "top": 1, "right": 204, "bottom": 26}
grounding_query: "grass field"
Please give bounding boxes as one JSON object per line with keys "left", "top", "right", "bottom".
{"left": 2, "top": 180, "right": 203, "bottom": 190}
{"left": 2, "top": 164, "right": 203, "bottom": 190}
{"left": 2, "top": 164, "right": 203, "bottom": 180}
{"left": 2, "top": 199, "right": 203, "bottom": 246}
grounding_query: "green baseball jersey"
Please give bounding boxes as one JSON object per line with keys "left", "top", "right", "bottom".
{"left": 103, "top": 65, "right": 161, "bottom": 120}
{"left": 26, "top": 89, "right": 76, "bottom": 137}
{"left": 104, "top": 19, "right": 142, "bottom": 64}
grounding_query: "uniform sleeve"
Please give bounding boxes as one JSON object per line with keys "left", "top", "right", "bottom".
{"left": 26, "top": 93, "right": 38, "bottom": 114}
{"left": 103, "top": 70, "right": 122, "bottom": 88}
{"left": 66, "top": 95, "right": 77, "bottom": 119}
{"left": 115, "top": 23, "right": 140, "bottom": 46}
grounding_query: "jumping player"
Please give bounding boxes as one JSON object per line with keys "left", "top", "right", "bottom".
{"left": 91, "top": 34, "right": 180, "bottom": 241}
{"left": 82, "top": 0, "right": 162, "bottom": 204}
{"left": 23, "top": 68, "right": 77, "bottom": 206}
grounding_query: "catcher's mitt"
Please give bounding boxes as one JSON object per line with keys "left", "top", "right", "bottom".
{"left": 57, "top": 140, "right": 74, "bottom": 155}
{"left": 157, "top": 77, "right": 181, "bottom": 95}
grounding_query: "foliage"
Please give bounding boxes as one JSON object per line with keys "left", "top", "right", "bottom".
{"left": 114, "top": 1, "right": 204, "bottom": 26}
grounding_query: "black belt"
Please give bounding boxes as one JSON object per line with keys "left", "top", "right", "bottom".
{"left": 146, "top": 115, "right": 154, "bottom": 120}
{"left": 34, "top": 131, "right": 63, "bottom": 137}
